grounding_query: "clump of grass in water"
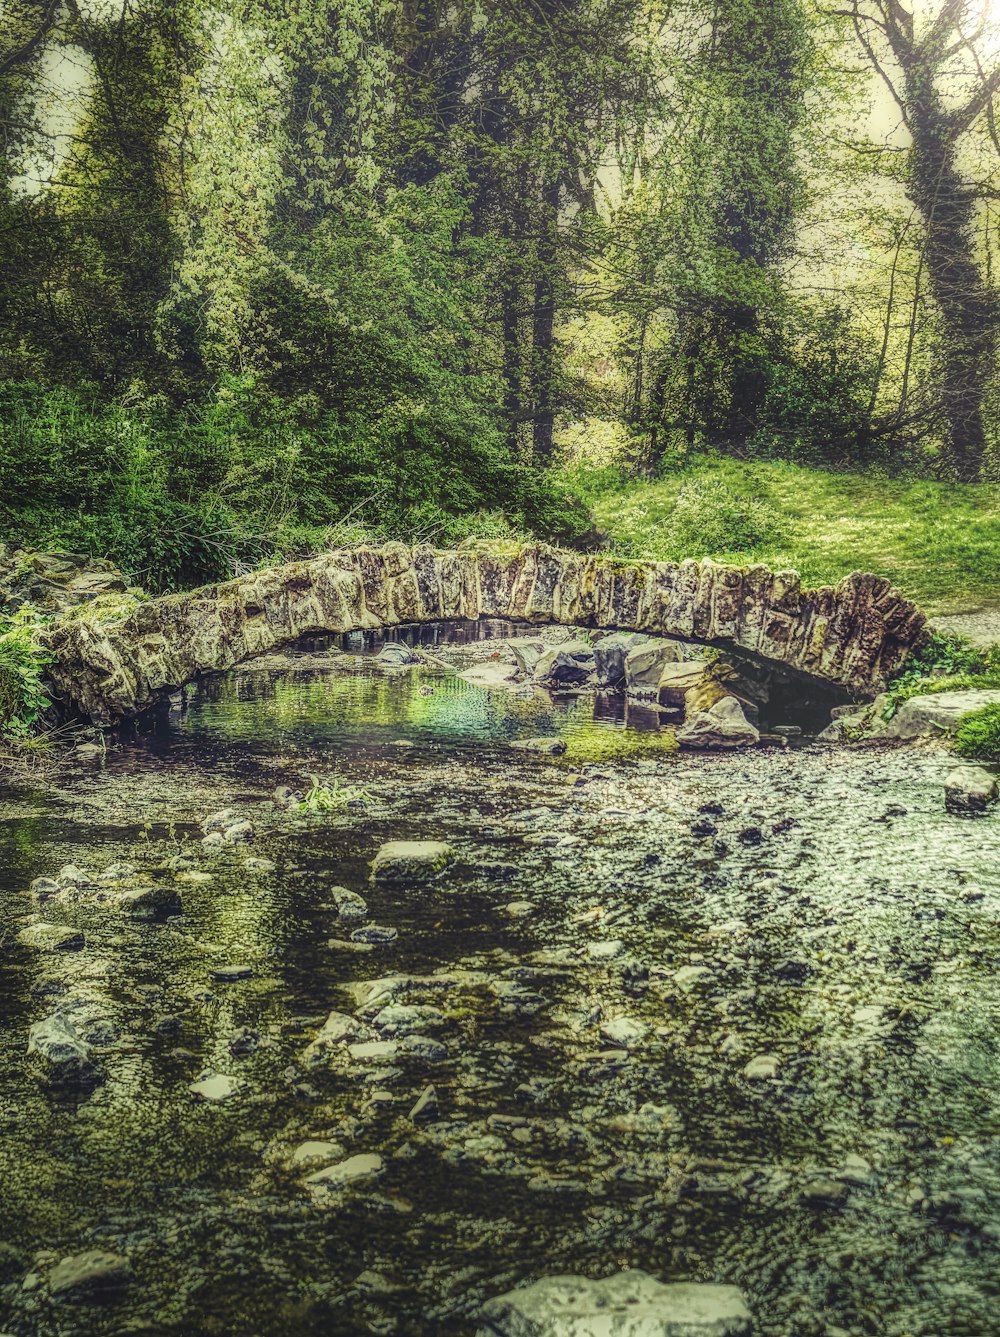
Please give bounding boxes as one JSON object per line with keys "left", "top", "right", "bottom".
{"left": 296, "top": 774, "right": 372, "bottom": 813}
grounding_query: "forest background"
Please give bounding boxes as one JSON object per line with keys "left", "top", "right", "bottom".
{"left": 3, "top": 0, "right": 1000, "bottom": 611}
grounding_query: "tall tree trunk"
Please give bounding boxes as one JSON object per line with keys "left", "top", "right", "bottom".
{"left": 530, "top": 176, "right": 560, "bottom": 465}
{"left": 905, "top": 69, "right": 998, "bottom": 482}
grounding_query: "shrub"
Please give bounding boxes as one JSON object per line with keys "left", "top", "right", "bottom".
{"left": 953, "top": 704, "right": 1000, "bottom": 763}
{"left": 0, "top": 609, "right": 52, "bottom": 738}
{"left": 655, "top": 477, "right": 786, "bottom": 559}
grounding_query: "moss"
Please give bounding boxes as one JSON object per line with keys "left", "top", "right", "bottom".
{"left": 61, "top": 591, "right": 144, "bottom": 625}
{"left": 561, "top": 726, "right": 679, "bottom": 765}
{"left": 953, "top": 705, "right": 1000, "bottom": 762}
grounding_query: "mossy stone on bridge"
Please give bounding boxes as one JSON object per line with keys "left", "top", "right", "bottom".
{"left": 39, "top": 543, "right": 928, "bottom": 724}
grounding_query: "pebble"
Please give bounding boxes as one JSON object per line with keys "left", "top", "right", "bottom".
{"left": 303, "top": 1153, "right": 383, "bottom": 1193}
{"left": 49, "top": 1250, "right": 132, "bottom": 1300}
{"left": 211, "top": 965, "right": 254, "bottom": 982}
{"left": 189, "top": 1072, "right": 242, "bottom": 1101}
{"left": 743, "top": 1054, "right": 781, "bottom": 1081}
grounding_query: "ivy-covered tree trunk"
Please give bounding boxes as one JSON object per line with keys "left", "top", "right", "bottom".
{"left": 704, "top": 0, "right": 807, "bottom": 454}
{"left": 903, "top": 66, "right": 998, "bottom": 481}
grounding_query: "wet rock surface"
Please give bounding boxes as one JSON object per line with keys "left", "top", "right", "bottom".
{"left": 1, "top": 626, "right": 998, "bottom": 1337}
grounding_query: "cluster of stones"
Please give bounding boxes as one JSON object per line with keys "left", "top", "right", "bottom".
{"left": 39, "top": 543, "right": 928, "bottom": 723}
{"left": 509, "top": 632, "right": 764, "bottom": 748}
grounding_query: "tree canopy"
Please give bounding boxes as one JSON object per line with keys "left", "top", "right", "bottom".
{"left": 4, "top": 0, "right": 1000, "bottom": 585}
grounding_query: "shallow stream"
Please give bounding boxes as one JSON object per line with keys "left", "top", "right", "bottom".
{"left": 2, "top": 625, "right": 1000, "bottom": 1336}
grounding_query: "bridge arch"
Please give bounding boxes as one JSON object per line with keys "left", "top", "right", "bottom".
{"left": 41, "top": 543, "right": 928, "bottom": 724}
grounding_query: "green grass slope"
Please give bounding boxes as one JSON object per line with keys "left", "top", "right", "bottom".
{"left": 579, "top": 458, "right": 1000, "bottom": 616}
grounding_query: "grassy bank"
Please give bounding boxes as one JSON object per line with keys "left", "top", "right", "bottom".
{"left": 574, "top": 458, "right": 1000, "bottom": 616}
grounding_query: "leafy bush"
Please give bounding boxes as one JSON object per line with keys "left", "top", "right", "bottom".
{"left": 653, "top": 477, "right": 786, "bottom": 559}
{"left": 0, "top": 608, "right": 52, "bottom": 738}
{"left": 953, "top": 704, "right": 1000, "bottom": 762}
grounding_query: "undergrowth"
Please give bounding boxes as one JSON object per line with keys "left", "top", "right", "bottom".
{"left": 880, "top": 633, "right": 1000, "bottom": 720}
{"left": 0, "top": 607, "right": 52, "bottom": 738}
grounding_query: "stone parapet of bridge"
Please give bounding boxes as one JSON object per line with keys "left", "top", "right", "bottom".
{"left": 40, "top": 543, "right": 929, "bottom": 723}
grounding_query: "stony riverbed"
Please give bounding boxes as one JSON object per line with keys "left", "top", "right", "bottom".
{"left": 1, "top": 625, "right": 999, "bottom": 1336}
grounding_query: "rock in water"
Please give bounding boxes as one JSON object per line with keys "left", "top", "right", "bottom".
{"left": 477, "top": 1272, "right": 752, "bottom": 1337}
{"left": 376, "top": 641, "right": 419, "bottom": 666}
{"left": 676, "top": 697, "right": 760, "bottom": 750}
{"left": 28, "top": 1014, "right": 103, "bottom": 1089}
{"left": 593, "top": 632, "right": 659, "bottom": 687}
{"left": 49, "top": 1249, "right": 132, "bottom": 1301}
{"left": 944, "top": 766, "right": 999, "bottom": 816}
{"left": 600, "top": 1016, "right": 648, "bottom": 1049}
{"left": 331, "top": 886, "right": 368, "bottom": 920}
{"left": 507, "top": 636, "right": 547, "bottom": 677}
{"left": 533, "top": 641, "right": 596, "bottom": 687}
{"left": 624, "top": 641, "right": 684, "bottom": 698}
{"left": 189, "top": 1072, "right": 241, "bottom": 1102}
{"left": 371, "top": 840, "right": 455, "bottom": 882}
{"left": 509, "top": 737, "right": 567, "bottom": 756}
{"left": 303, "top": 1153, "right": 383, "bottom": 1193}
{"left": 17, "top": 923, "right": 85, "bottom": 952}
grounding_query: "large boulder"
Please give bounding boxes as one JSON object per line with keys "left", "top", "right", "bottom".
{"left": 624, "top": 642, "right": 683, "bottom": 698}
{"left": 477, "top": 1271, "right": 752, "bottom": 1336}
{"left": 533, "top": 641, "right": 596, "bottom": 687}
{"left": 508, "top": 637, "right": 548, "bottom": 677}
{"left": 593, "top": 633, "right": 660, "bottom": 687}
{"left": 675, "top": 697, "right": 760, "bottom": 750}
{"left": 875, "top": 690, "right": 1000, "bottom": 741}
{"left": 944, "top": 766, "right": 999, "bottom": 816}
{"left": 656, "top": 662, "right": 714, "bottom": 710}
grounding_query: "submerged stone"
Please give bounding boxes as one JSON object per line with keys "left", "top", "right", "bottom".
{"left": 17, "top": 923, "right": 85, "bottom": 952}
{"left": 28, "top": 1014, "right": 103, "bottom": 1089}
{"left": 371, "top": 840, "right": 456, "bottom": 882}
{"left": 189, "top": 1072, "right": 241, "bottom": 1102}
{"left": 509, "top": 737, "right": 568, "bottom": 756}
{"left": 304, "top": 1152, "right": 383, "bottom": 1193}
{"left": 331, "top": 886, "right": 368, "bottom": 920}
{"left": 49, "top": 1249, "right": 132, "bottom": 1301}
{"left": 477, "top": 1271, "right": 752, "bottom": 1337}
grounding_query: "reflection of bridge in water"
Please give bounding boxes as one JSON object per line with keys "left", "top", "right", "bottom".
{"left": 42, "top": 543, "right": 928, "bottom": 723}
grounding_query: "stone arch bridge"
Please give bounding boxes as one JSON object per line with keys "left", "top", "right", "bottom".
{"left": 41, "top": 544, "right": 928, "bottom": 724}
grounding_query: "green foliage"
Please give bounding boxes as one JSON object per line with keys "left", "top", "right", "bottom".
{"left": 0, "top": 607, "right": 52, "bottom": 738}
{"left": 953, "top": 705, "right": 1000, "bottom": 763}
{"left": 594, "top": 464, "right": 786, "bottom": 562}
{"left": 296, "top": 774, "right": 372, "bottom": 814}
{"left": 880, "top": 634, "right": 1000, "bottom": 719}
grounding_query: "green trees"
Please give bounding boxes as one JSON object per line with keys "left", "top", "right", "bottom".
{"left": 3, "top": 0, "right": 1000, "bottom": 586}
{"left": 837, "top": 1, "right": 1000, "bottom": 481}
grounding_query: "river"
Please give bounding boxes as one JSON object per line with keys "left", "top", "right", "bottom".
{"left": 1, "top": 625, "right": 999, "bottom": 1336}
